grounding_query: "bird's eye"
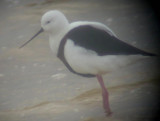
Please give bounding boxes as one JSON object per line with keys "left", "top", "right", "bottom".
{"left": 46, "top": 20, "right": 51, "bottom": 24}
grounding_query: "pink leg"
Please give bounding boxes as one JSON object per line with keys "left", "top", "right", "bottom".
{"left": 97, "top": 75, "right": 112, "bottom": 116}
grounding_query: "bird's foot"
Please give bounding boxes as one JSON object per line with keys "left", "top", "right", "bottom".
{"left": 105, "top": 110, "right": 113, "bottom": 117}
{"left": 96, "top": 75, "right": 113, "bottom": 116}
{"left": 103, "top": 102, "right": 113, "bottom": 116}
{"left": 102, "top": 91, "right": 113, "bottom": 116}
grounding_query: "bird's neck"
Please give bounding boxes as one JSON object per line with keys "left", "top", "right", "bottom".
{"left": 49, "top": 24, "right": 70, "bottom": 56}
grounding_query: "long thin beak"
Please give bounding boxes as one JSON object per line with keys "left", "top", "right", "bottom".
{"left": 19, "top": 28, "right": 44, "bottom": 49}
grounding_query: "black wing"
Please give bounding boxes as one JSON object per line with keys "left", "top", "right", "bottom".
{"left": 66, "top": 25, "right": 155, "bottom": 56}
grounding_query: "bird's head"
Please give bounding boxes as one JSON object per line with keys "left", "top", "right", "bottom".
{"left": 20, "top": 10, "right": 69, "bottom": 48}
{"left": 41, "top": 10, "right": 69, "bottom": 33}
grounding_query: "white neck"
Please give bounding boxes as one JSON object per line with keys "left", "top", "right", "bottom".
{"left": 49, "top": 23, "right": 70, "bottom": 56}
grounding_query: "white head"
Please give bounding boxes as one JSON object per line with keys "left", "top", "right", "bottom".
{"left": 41, "top": 10, "right": 69, "bottom": 34}
{"left": 20, "top": 10, "right": 69, "bottom": 48}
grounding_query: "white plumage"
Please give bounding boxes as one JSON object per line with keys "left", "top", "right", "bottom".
{"left": 41, "top": 11, "right": 145, "bottom": 75}
{"left": 20, "top": 10, "right": 155, "bottom": 116}
{"left": 48, "top": 20, "right": 116, "bottom": 55}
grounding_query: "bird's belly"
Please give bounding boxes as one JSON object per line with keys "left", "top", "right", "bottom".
{"left": 64, "top": 40, "right": 146, "bottom": 75}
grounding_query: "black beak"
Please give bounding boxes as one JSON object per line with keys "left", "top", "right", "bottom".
{"left": 19, "top": 28, "right": 44, "bottom": 49}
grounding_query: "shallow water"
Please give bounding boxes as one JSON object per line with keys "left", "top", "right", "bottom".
{"left": 0, "top": 0, "right": 160, "bottom": 121}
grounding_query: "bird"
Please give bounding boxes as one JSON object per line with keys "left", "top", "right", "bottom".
{"left": 20, "top": 10, "right": 156, "bottom": 116}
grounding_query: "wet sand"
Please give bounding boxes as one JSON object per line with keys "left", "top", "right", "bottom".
{"left": 0, "top": 80, "right": 159, "bottom": 121}
{"left": 0, "top": 0, "right": 160, "bottom": 121}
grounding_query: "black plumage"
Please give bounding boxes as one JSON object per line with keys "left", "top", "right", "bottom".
{"left": 57, "top": 25, "right": 155, "bottom": 78}
{"left": 66, "top": 25, "right": 155, "bottom": 56}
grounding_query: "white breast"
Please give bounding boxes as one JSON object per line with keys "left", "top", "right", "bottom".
{"left": 64, "top": 39, "right": 146, "bottom": 75}
{"left": 49, "top": 21, "right": 147, "bottom": 75}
